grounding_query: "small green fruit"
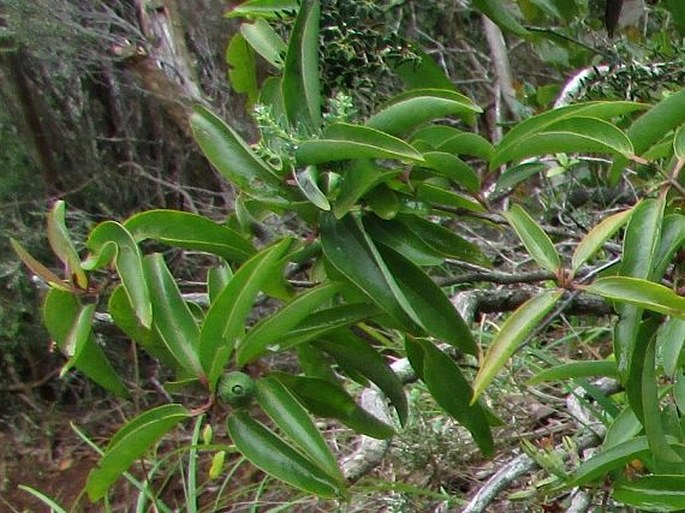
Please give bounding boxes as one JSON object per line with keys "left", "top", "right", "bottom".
{"left": 218, "top": 371, "right": 256, "bottom": 407}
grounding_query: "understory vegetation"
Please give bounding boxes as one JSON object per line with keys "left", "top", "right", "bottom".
{"left": 4, "top": 1, "right": 685, "bottom": 511}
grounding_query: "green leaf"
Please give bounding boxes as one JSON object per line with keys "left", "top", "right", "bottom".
{"left": 473, "top": 0, "right": 531, "bottom": 37}
{"left": 240, "top": 18, "right": 286, "bottom": 68}
{"left": 653, "top": 215, "right": 685, "bottom": 281}
{"left": 11, "top": 238, "right": 73, "bottom": 292}
{"left": 614, "top": 475, "right": 685, "bottom": 512}
{"left": 190, "top": 105, "right": 289, "bottom": 203}
{"left": 473, "top": 290, "right": 563, "bottom": 401}
{"left": 504, "top": 204, "right": 560, "bottom": 274}
{"left": 318, "top": 330, "right": 408, "bottom": 425}
{"left": 295, "top": 165, "right": 330, "bottom": 210}
{"left": 587, "top": 277, "right": 685, "bottom": 320}
{"left": 236, "top": 282, "right": 342, "bottom": 365}
{"left": 47, "top": 201, "right": 87, "bottom": 290}
{"left": 281, "top": 0, "right": 321, "bottom": 132}
{"left": 365, "top": 185, "right": 400, "bottom": 220}
{"left": 226, "top": 33, "right": 258, "bottom": 104}
{"left": 85, "top": 221, "right": 151, "bottom": 328}
{"left": 621, "top": 198, "right": 665, "bottom": 280}
{"left": 60, "top": 302, "right": 96, "bottom": 375}
{"left": 420, "top": 152, "right": 480, "bottom": 193}
{"left": 493, "top": 162, "right": 548, "bottom": 195}
{"left": 207, "top": 263, "right": 233, "bottom": 304}
{"left": 393, "top": 50, "right": 454, "bottom": 90}
{"left": 674, "top": 125, "right": 685, "bottom": 160}
{"left": 275, "top": 374, "right": 395, "bottom": 439}
{"left": 256, "top": 376, "right": 344, "bottom": 483}
{"left": 296, "top": 123, "right": 424, "bottom": 165}
{"left": 18, "top": 486, "right": 68, "bottom": 513}
{"left": 603, "top": 406, "right": 642, "bottom": 450}
{"left": 378, "top": 245, "right": 478, "bottom": 355}
{"left": 491, "top": 117, "right": 634, "bottom": 170}
{"left": 568, "top": 436, "right": 651, "bottom": 487}
{"left": 572, "top": 208, "right": 633, "bottom": 274}
{"left": 125, "top": 210, "right": 256, "bottom": 263}
{"left": 227, "top": 411, "right": 342, "bottom": 498}
{"left": 409, "top": 339, "right": 494, "bottom": 456}
{"left": 200, "top": 239, "right": 291, "bottom": 389}
{"left": 87, "top": 404, "right": 190, "bottom": 500}
{"left": 143, "top": 254, "right": 203, "bottom": 378}
{"left": 226, "top": 0, "right": 298, "bottom": 19}
{"left": 658, "top": 317, "right": 685, "bottom": 379}
{"left": 629, "top": 89, "right": 685, "bottom": 156}
{"left": 416, "top": 183, "right": 485, "bottom": 213}
{"left": 411, "top": 125, "right": 494, "bottom": 161}
{"left": 43, "top": 289, "right": 129, "bottom": 397}
{"left": 366, "top": 216, "right": 444, "bottom": 267}
{"left": 333, "top": 160, "right": 402, "bottom": 219}
{"left": 528, "top": 360, "right": 618, "bottom": 385}
{"left": 366, "top": 89, "right": 482, "bottom": 136}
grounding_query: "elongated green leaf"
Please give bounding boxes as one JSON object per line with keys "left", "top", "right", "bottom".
{"left": 399, "top": 215, "right": 491, "bottom": 268}
{"left": 296, "top": 123, "right": 424, "bottom": 165}
{"left": 621, "top": 198, "right": 665, "bottom": 280}
{"left": 333, "top": 161, "right": 402, "bottom": 219}
{"left": 237, "top": 282, "right": 342, "bottom": 365}
{"left": 43, "top": 289, "right": 129, "bottom": 397}
{"left": 494, "top": 162, "right": 548, "bottom": 195}
{"left": 18, "top": 486, "right": 68, "bottom": 513}
{"left": 365, "top": 185, "right": 399, "bottom": 220}
{"left": 474, "top": 0, "right": 531, "bottom": 37}
{"left": 207, "top": 263, "right": 233, "bottom": 305}
{"left": 568, "top": 436, "right": 651, "bottom": 487}
{"left": 256, "top": 376, "right": 344, "bottom": 482}
{"left": 320, "top": 212, "right": 415, "bottom": 329}
{"left": 629, "top": 89, "right": 685, "bottom": 156}
{"left": 410, "top": 339, "right": 494, "bottom": 456}
{"left": 200, "top": 239, "right": 291, "bottom": 389}
{"left": 614, "top": 475, "right": 685, "bottom": 512}
{"left": 586, "top": 277, "right": 685, "bottom": 320}
{"left": 654, "top": 214, "right": 685, "bottom": 280}
{"left": 393, "top": 49, "right": 454, "bottom": 90}
{"left": 227, "top": 411, "right": 341, "bottom": 497}
{"left": 108, "top": 285, "right": 175, "bottom": 367}
{"left": 226, "top": 0, "right": 298, "bottom": 18}
{"left": 416, "top": 183, "right": 485, "bottom": 213}
{"left": 603, "top": 406, "right": 642, "bottom": 450}
{"left": 86, "top": 221, "right": 151, "bottom": 328}
{"left": 87, "top": 404, "right": 189, "bottom": 500}
{"left": 674, "top": 125, "right": 685, "bottom": 160}
{"left": 275, "top": 374, "right": 395, "bottom": 439}
{"left": 366, "top": 89, "right": 481, "bottom": 136}
{"left": 281, "top": 0, "right": 320, "bottom": 131}
{"left": 190, "top": 105, "right": 289, "bottom": 202}
{"left": 61, "top": 302, "right": 96, "bottom": 374}
{"left": 318, "top": 330, "right": 408, "bottom": 425}
{"left": 528, "top": 360, "right": 618, "bottom": 385}
{"left": 295, "top": 165, "right": 330, "bottom": 210}
{"left": 411, "top": 125, "right": 494, "bottom": 161}
{"left": 658, "top": 317, "right": 685, "bottom": 378}
{"left": 473, "top": 290, "right": 563, "bottom": 401}
{"left": 572, "top": 208, "right": 633, "bottom": 273}
{"left": 491, "top": 117, "right": 634, "bottom": 169}
{"left": 226, "top": 32, "right": 258, "bottom": 104}
{"left": 378, "top": 245, "right": 478, "bottom": 355}
{"left": 143, "top": 254, "right": 203, "bottom": 378}
{"left": 241, "top": 18, "right": 286, "bottom": 68}
{"left": 47, "top": 201, "right": 87, "bottom": 290}
{"left": 420, "top": 152, "right": 480, "bottom": 193}
{"left": 125, "top": 210, "right": 255, "bottom": 263}
{"left": 504, "top": 204, "right": 560, "bottom": 274}
{"left": 11, "top": 238, "right": 73, "bottom": 292}
{"left": 366, "top": 217, "right": 444, "bottom": 267}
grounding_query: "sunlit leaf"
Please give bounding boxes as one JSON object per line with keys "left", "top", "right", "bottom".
{"left": 295, "top": 165, "right": 330, "bottom": 210}
{"left": 586, "top": 277, "right": 685, "bottom": 320}
{"left": 504, "top": 204, "right": 560, "bottom": 274}
{"left": 528, "top": 360, "right": 618, "bottom": 385}
{"left": 572, "top": 208, "right": 633, "bottom": 274}
{"left": 614, "top": 475, "right": 685, "bottom": 512}
{"left": 226, "top": 0, "right": 299, "bottom": 19}
{"left": 240, "top": 18, "right": 286, "bottom": 68}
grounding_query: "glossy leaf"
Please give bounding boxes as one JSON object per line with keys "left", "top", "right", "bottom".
{"left": 226, "top": 33, "right": 258, "bottom": 104}
{"left": 47, "top": 201, "right": 87, "bottom": 289}
{"left": 11, "top": 238, "right": 73, "bottom": 292}
{"left": 236, "top": 281, "right": 342, "bottom": 365}
{"left": 61, "top": 302, "right": 96, "bottom": 375}
{"left": 585, "top": 277, "right": 685, "bottom": 320}
{"left": 621, "top": 198, "right": 665, "bottom": 280}
{"left": 366, "top": 216, "right": 444, "bottom": 267}
{"left": 528, "top": 360, "right": 618, "bottom": 385}
{"left": 473, "top": 290, "right": 563, "bottom": 401}
{"left": 227, "top": 411, "right": 342, "bottom": 498}
{"left": 87, "top": 405, "right": 188, "bottom": 500}
{"left": 491, "top": 117, "right": 634, "bottom": 170}
{"left": 378, "top": 245, "right": 478, "bottom": 355}
{"left": 295, "top": 165, "right": 330, "bottom": 211}
{"left": 207, "top": 263, "right": 233, "bottom": 305}
{"left": 409, "top": 339, "right": 494, "bottom": 456}
{"left": 474, "top": 0, "right": 531, "bottom": 37}
{"left": 318, "top": 330, "right": 408, "bottom": 425}
{"left": 420, "top": 151, "right": 480, "bottom": 193}
{"left": 190, "top": 105, "right": 288, "bottom": 202}
{"left": 240, "top": 18, "right": 286, "bottom": 68}
{"left": 256, "top": 376, "right": 344, "bottom": 482}
{"left": 275, "top": 374, "right": 395, "bottom": 439}
{"left": 614, "top": 475, "right": 685, "bottom": 512}
{"left": 365, "top": 185, "right": 399, "bottom": 220}
{"left": 494, "top": 162, "right": 548, "bottom": 195}
{"left": 226, "top": 0, "right": 298, "bottom": 18}
{"left": 200, "top": 239, "right": 291, "bottom": 389}
{"left": 658, "top": 317, "right": 685, "bottom": 378}
{"left": 504, "top": 204, "right": 560, "bottom": 274}
{"left": 143, "top": 254, "right": 203, "bottom": 378}
{"left": 296, "top": 123, "right": 424, "bottom": 165}
{"left": 416, "top": 183, "right": 485, "bottom": 213}
{"left": 674, "top": 124, "right": 685, "bottom": 160}
{"left": 572, "top": 208, "right": 633, "bottom": 273}
{"left": 628, "top": 89, "right": 685, "bottom": 156}
{"left": 411, "top": 125, "right": 494, "bottom": 161}
{"left": 86, "top": 221, "right": 152, "bottom": 328}
{"left": 333, "top": 160, "right": 402, "bottom": 219}
{"left": 281, "top": 0, "right": 321, "bottom": 131}
{"left": 125, "top": 210, "right": 255, "bottom": 263}
{"left": 568, "top": 436, "right": 651, "bottom": 487}
{"left": 366, "top": 89, "right": 481, "bottom": 136}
